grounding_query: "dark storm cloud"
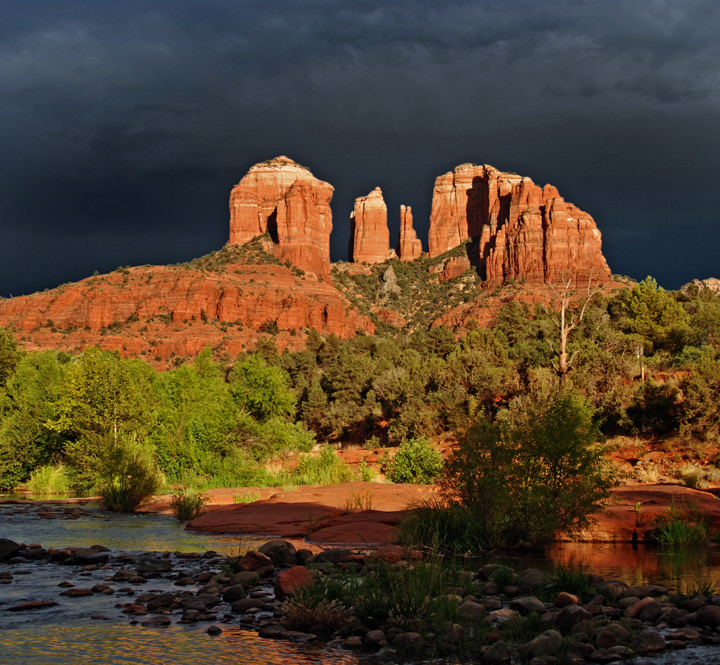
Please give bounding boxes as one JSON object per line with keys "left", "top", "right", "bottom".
{"left": 1, "top": 0, "right": 719, "bottom": 296}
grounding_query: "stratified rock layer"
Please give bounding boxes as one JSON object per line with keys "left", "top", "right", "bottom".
{"left": 397, "top": 205, "right": 422, "bottom": 261}
{"left": 229, "top": 156, "right": 333, "bottom": 277}
{"left": 0, "top": 258, "right": 374, "bottom": 367}
{"left": 427, "top": 163, "right": 610, "bottom": 286}
{"left": 349, "top": 187, "right": 390, "bottom": 264}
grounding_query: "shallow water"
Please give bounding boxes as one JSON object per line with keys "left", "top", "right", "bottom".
{"left": 0, "top": 624, "right": 367, "bottom": 665}
{"left": 3, "top": 503, "right": 720, "bottom": 664}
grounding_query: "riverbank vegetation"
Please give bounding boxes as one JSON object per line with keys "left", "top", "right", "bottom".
{"left": 0, "top": 277, "right": 719, "bottom": 519}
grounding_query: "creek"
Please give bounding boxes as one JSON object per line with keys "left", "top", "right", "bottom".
{"left": 2, "top": 500, "right": 720, "bottom": 664}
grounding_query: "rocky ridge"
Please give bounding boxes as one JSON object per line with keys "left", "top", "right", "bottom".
{"left": 0, "top": 155, "right": 617, "bottom": 363}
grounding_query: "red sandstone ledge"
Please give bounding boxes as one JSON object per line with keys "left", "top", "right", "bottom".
{"left": 144, "top": 482, "right": 720, "bottom": 547}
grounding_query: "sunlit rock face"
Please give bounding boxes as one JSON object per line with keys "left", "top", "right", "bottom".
{"left": 397, "top": 205, "right": 422, "bottom": 262}
{"left": 228, "top": 156, "right": 334, "bottom": 278}
{"left": 427, "top": 163, "right": 610, "bottom": 285}
{"left": 349, "top": 187, "right": 391, "bottom": 264}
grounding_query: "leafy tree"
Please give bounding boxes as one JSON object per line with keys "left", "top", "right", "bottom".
{"left": 679, "top": 348, "right": 720, "bottom": 440}
{"left": 0, "top": 352, "right": 65, "bottom": 488}
{"left": 0, "top": 327, "right": 22, "bottom": 388}
{"left": 385, "top": 437, "right": 443, "bottom": 484}
{"left": 610, "top": 277, "right": 690, "bottom": 354}
{"left": 229, "top": 354, "right": 295, "bottom": 421}
{"left": 441, "top": 392, "right": 617, "bottom": 548}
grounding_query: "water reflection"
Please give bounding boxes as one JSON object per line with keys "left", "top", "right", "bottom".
{"left": 0, "top": 624, "right": 367, "bottom": 665}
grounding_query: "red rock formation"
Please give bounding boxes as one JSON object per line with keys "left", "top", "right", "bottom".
{"left": 427, "top": 163, "right": 610, "bottom": 286}
{"left": 228, "top": 156, "right": 333, "bottom": 277}
{"left": 349, "top": 187, "right": 390, "bottom": 264}
{"left": 397, "top": 205, "right": 422, "bottom": 261}
{"left": 0, "top": 257, "right": 374, "bottom": 368}
{"left": 438, "top": 256, "right": 472, "bottom": 283}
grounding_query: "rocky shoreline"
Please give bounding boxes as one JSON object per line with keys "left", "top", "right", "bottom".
{"left": 3, "top": 531, "right": 720, "bottom": 665}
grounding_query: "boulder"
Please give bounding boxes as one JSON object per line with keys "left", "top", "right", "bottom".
{"left": 258, "top": 539, "right": 297, "bottom": 566}
{"left": 274, "top": 566, "right": 313, "bottom": 598}
{"left": 0, "top": 538, "right": 20, "bottom": 561}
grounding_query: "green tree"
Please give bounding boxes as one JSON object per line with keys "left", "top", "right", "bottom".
{"left": 0, "top": 327, "right": 22, "bottom": 388}
{"left": 441, "top": 392, "right": 617, "bottom": 548}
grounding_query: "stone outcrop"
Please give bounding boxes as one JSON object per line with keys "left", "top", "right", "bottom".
{"left": 349, "top": 187, "right": 390, "bottom": 264}
{"left": 0, "top": 258, "right": 374, "bottom": 368}
{"left": 397, "top": 205, "right": 422, "bottom": 261}
{"left": 427, "top": 163, "right": 611, "bottom": 286}
{"left": 228, "top": 156, "right": 333, "bottom": 277}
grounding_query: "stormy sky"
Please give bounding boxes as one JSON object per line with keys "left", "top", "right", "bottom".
{"left": 1, "top": 0, "right": 718, "bottom": 297}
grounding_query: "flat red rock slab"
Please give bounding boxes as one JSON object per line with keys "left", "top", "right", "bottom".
{"left": 572, "top": 484, "right": 720, "bottom": 542}
{"left": 185, "top": 481, "right": 437, "bottom": 544}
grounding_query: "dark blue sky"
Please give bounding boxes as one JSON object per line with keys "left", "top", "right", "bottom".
{"left": 1, "top": 0, "right": 718, "bottom": 296}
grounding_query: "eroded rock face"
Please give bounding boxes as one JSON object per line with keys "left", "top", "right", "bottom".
{"left": 397, "top": 205, "right": 422, "bottom": 262}
{"left": 427, "top": 163, "right": 610, "bottom": 286}
{"left": 349, "top": 187, "right": 390, "bottom": 264}
{"left": 229, "top": 156, "right": 333, "bottom": 277}
{"left": 0, "top": 261, "right": 374, "bottom": 367}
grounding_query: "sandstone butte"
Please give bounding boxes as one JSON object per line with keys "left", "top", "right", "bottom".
{"left": 229, "top": 156, "right": 334, "bottom": 278}
{"left": 396, "top": 205, "right": 423, "bottom": 261}
{"left": 349, "top": 187, "right": 391, "bottom": 264}
{"left": 427, "top": 163, "right": 611, "bottom": 287}
{"left": 0, "top": 155, "right": 616, "bottom": 364}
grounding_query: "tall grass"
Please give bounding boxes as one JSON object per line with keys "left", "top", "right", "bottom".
{"left": 650, "top": 500, "right": 709, "bottom": 546}
{"left": 27, "top": 464, "right": 71, "bottom": 495}
{"left": 545, "top": 560, "right": 595, "bottom": 599}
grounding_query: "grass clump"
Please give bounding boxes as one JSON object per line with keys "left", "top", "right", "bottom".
{"left": 282, "top": 597, "right": 354, "bottom": 632}
{"left": 170, "top": 488, "right": 209, "bottom": 521}
{"left": 385, "top": 437, "right": 443, "bottom": 484}
{"left": 650, "top": 501, "right": 710, "bottom": 546}
{"left": 27, "top": 464, "right": 71, "bottom": 495}
{"left": 545, "top": 560, "right": 595, "bottom": 599}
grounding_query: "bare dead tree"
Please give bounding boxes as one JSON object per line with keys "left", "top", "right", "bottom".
{"left": 544, "top": 270, "right": 603, "bottom": 380}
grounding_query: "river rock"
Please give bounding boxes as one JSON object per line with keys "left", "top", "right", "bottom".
{"left": 232, "top": 598, "right": 267, "bottom": 612}
{"left": 0, "top": 538, "right": 21, "bottom": 561}
{"left": 8, "top": 600, "right": 58, "bottom": 612}
{"left": 222, "top": 584, "right": 247, "bottom": 603}
{"left": 458, "top": 600, "right": 486, "bottom": 619}
{"left": 625, "top": 596, "right": 662, "bottom": 622}
{"left": 510, "top": 596, "right": 546, "bottom": 615}
{"left": 554, "top": 592, "right": 579, "bottom": 607}
{"left": 691, "top": 604, "right": 720, "bottom": 628}
{"left": 259, "top": 539, "right": 297, "bottom": 566}
{"left": 556, "top": 604, "right": 592, "bottom": 632}
{"left": 482, "top": 640, "right": 512, "bottom": 664}
{"left": 364, "top": 629, "right": 387, "bottom": 647}
{"left": 145, "top": 593, "right": 176, "bottom": 611}
{"left": 274, "top": 566, "right": 313, "bottom": 598}
{"left": 67, "top": 548, "right": 109, "bottom": 565}
{"left": 135, "top": 557, "right": 172, "bottom": 576}
{"left": 635, "top": 631, "right": 666, "bottom": 653}
{"left": 232, "top": 571, "right": 260, "bottom": 587}
{"left": 238, "top": 550, "right": 273, "bottom": 572}
{"left": 524, "top": 630, "right": 564, "bottom": 657}
{"left": 312, "top": 548, "right": 352, "bottom": 565}
{"left": 207, "top": 625, "right": 222, "bottom": 635}
{"left": 140, "top": 615, "right": 171, "bottom": 627}
{"left": 60, "top": 588, "right": 94, "bottom": 597}
{"left": 196, "top": 593, "right": 221, "bottom": 609}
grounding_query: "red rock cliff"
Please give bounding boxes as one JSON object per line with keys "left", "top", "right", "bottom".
{"left": 397, "top": 205, "right": 422, "bottom": 261}
{"left": 229, "top": 156, "right": 333, "bottom": 277}
{"left": 427, "top": 163, "right": 610, "bottom": 286}
{"left": 349, "top": 187, "right": 390, "bottom": 264}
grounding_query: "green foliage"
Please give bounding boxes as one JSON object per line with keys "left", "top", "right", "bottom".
{"left": 609, "top": 277, "right": 690, "bottom": 353}
{"left": 385, "top": 437, "right": 443, "bottom": 484}
{"left": 96, "top": 435, "right": 162, "bottom": 511}
{"left": 440, "top": 391, "right": 617, "bottom": 548}
{"left": 170, "top": 488, "right": 209, "bottom": 521}
{"left": 649, "top": 502, "right": 710, "bottom": 546}
{"left": 0, "top": 327, "right": 22, "bottom": 388}
{"left": 679, "top": 348, "right": 720, "bottom": 440}
{"left": 289, "top": 445, "right": 355, "bottom": 485}
{"left": 229, "top": 354, "right": 295, "bottom": 421}
{"left": 545, "top": 560, "right": 595, "bottom": 599}
{"left": 27, "top": 464, "right": 71, "bottom": 495}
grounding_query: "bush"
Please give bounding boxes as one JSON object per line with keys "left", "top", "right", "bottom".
{"left": 27, "top": 464, "right": 71, "bottom": 495}
{"left": 170, "top": 488, "right": 208, "bottom": 521}
{"left": 289, "top": 445, "right": 355, "bottom": 485}
{"left": 385, "top": 437, "right": 443, "bottom": 484}
{"left": 96, "top": 436, "right": 162, "bottom": 511}
{"left": 439, "top": 392, "right": 617, "bottom": 549}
